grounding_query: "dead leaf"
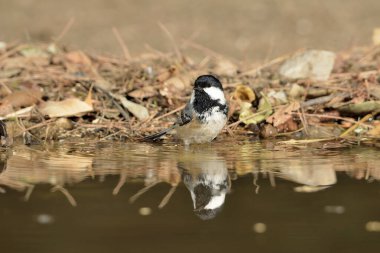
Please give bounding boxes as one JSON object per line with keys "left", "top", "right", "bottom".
{"left": 156, "top": 66, "right": 177, "bottom": 82}
{"left": 213, "top": 59, "right": 238, "bottom": 76}
{"left": 0, "top": 88, "right": 42, "bottom": 116}
{"left": 367, "top": 121, "right": 380, "bottom": 137}
{"left": 85, "top": 84, "right": 94, "bottom": 105}
{"left": 113, "top": 94, "right": 149, "bottom": 121}
{"left": 239, "top": 94, "right": 272, "bottom": 125}
{"left": 95, "top": 79, "right": 113, "bottom": 91}
{"left": 338, "top": 101, "right": 380, "bottom": 115}
{"left": 367, "top": 83, "right": 380, "bottom": 100}
{"left": 160, "top": 76, "right": 190, "bottom": 98}
{"left": 129, "top": 86, "right": 158, "bottom": 99}
{"left": 276, "top": 118, "right": 299, "bottom": 132}
{"left": 233, "top": 84, "right": 256, "bottom": 102}
{"left": 39, "top": 98, "right": 93, "bottom": 118}
{"left": 294, "top": 185, "right": 330, "bottom": 193}
{"left": 267, "top": 90, "right": 288, "bottom": 105}
{"left": 0, "top": 106, "right": 35, "bottom": 120}
{"left": 267, "top": 101, "right": 300, "bottom": 127}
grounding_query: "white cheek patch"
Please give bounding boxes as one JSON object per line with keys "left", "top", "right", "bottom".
{"left": 204, "top": 194, "right": 226, "bottom": 210}
{"left": 203, "top": 87, "right": 226, "bottom": 104}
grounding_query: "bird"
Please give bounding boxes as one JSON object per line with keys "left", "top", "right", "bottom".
{"left": 143, "top": 75, "right": 228, "bottom": 145}
{"left": 178, "top": 150, "right": 230, "bottom": 220}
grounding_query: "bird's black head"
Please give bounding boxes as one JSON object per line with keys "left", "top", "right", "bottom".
{"left": 194, "top": 75, "right": 223, "bottom": 91}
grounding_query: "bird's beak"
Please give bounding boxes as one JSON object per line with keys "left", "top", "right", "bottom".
{"left": 194, "top": 86, "right": 203, "bottom": 91}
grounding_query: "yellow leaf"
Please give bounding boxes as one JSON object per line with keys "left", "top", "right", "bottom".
{"left": 234, "top": 84, "right": 256, "bottom": 103}
{"left": 239, "top": 93, "right": 272, "bottom": 125}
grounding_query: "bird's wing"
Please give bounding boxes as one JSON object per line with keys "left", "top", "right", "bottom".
{"left": 142, "top": 103, "right": 193, "bottom": 141}
{"left": 178, "top": 102, "right": 193, "bottom": 126}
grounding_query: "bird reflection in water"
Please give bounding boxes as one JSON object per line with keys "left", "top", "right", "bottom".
{"left": 178, "top": 148, "right": 230, "bottom": 220}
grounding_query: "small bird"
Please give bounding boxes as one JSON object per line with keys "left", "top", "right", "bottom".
{"left": 144, "top": 75, "right": 228, "bottom": 145}
{"left": 179, "top": 153, "right": 230, "bottom": 220}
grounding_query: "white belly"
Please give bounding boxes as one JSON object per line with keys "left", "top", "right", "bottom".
{"left": 175, "top": 110, "right": 227, "bottom": 145}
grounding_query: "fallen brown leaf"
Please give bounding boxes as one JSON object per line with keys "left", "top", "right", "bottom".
{"left": 128, "top": 86, "right": 158, "bottom": 99}
{"left": 267, "top": 101, "right": 300, "bottom": 127}
{"left": 367, "top": 121, "right": 380, "bottom": 137}
{"left": 39, "top": 98, "right": 93, "bottom": 118}
{"left": 276, "top": 118, "right": 299, "bottom": 132}
{"left": 0, "top": 87, "right": 42, "bottom": 116}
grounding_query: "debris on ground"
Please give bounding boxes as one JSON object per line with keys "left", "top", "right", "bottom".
{"left": 0, "top": 39, "right": 379, "bottom": 146}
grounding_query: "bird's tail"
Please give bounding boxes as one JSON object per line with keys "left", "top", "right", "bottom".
{"left": 142, "top": 125, "right": 176, "bottom": 141}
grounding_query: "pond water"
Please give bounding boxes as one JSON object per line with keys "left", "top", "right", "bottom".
{"left": 0, "top": 139, "right": 379, "bottom": 253}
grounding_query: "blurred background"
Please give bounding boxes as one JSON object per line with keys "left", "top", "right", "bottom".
{"left": 1, "top": 0, "right": 380, "bottom": 60}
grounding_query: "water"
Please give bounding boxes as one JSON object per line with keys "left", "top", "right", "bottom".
{"left": 0, "top": 139, "right": 380, "bottom": 253}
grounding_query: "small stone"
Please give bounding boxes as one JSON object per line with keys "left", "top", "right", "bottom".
{"left": 289, "top": 83, "right": 306, "bottom": 99}
{"left": 280, "top": 50, "right": 336, "bottom": 81}
{"left": 55, "top": 118, "right": 73, "bottom": 130}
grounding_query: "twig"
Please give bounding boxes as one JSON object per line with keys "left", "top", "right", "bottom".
{"left": 0, "top": 44, "right": 28, "bottom": 62}
{"left": 298, "top": 107, "right": 309, "bottom": 136}
{"left": 0, "top": 81, "right": 12, "bottom": 94}
{"left": 129, "top": 181, "right": 160, "bottom": 203}
{"left": 301, "top": 92, "right": 350, "bottom": 107}
{"left": 153, "top": 105, "right": 185, "bottom": 122}
{"left": 100, "top": 130, "right": 123, "bottom": 141}
{"left": 253, "top": 172, "right": 260, "bottom": 194}
{"left": 15, "top": 119, "right": 55, "bottom": 137}
{"left": 340, "top": 114, "right": 372, "bottom": 138}
{"left": 158, "top": 22, "right": 182, "bottom": 60}
{"left": 268, "top": 171, "right": 276, "bottom": 187}
{"left": 54, "top": 17, "right": 75, "bottom": 43}
{"left": 113, "top": 170, "right": 127, "bottom": 195}
{"left": 112, "top": 27, "right": 131, "bottom": 61}
{"left": 158, "top": 185, "right": 177, "bottom": 209}
{"left": 24, "top": 185, "right": 35, "bottom": 201}
{"left": 182, "top": 40, "right": 224, "bottom": 59}
{"left": 291, "top": 113, "right": 374, "bottom": 129}
{"left": 93, "top": 85, "right": 130, "bottom": 121}
{"left": 51, "top": 185, "right": 77, "bottom": 207}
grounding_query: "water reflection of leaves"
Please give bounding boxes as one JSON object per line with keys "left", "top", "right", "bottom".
{"left": 0, "top": 142, "right": 379, "bottom": 209}
{"left": 0, "top": 146, "right": 92, "bottom": 205}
